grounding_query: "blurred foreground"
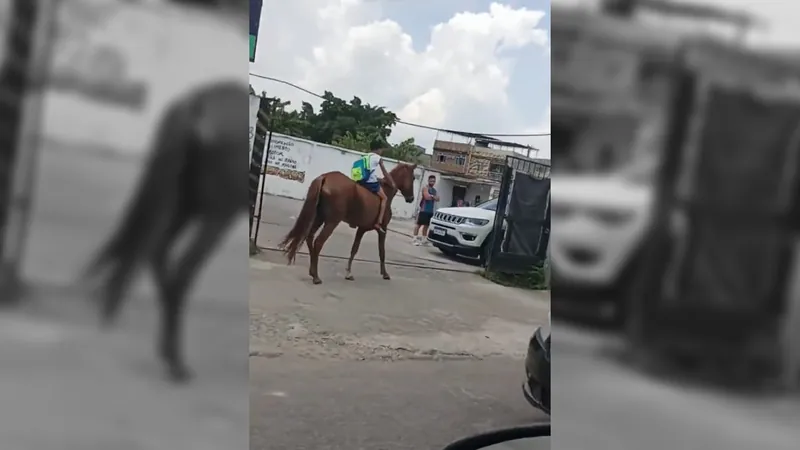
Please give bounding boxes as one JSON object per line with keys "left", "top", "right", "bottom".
{"left": 553, "top": 323, "right": 800, "bottom": 450}
{"left": 0, "top": 282, "right": 248, "bottom": 450}
{"left": 0, "top": 0, "right": 249, "bottom": 448}
{"left": 552, "top": 2, "right": 800, "bottom": 449}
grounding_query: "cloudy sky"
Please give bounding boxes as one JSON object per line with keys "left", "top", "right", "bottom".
{"left": 249, "top": 0, "right": 551, "bottom": 159}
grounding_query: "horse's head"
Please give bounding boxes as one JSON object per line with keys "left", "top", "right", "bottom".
{"left": 393, "top": 163, "right": 417, "bottom": 203}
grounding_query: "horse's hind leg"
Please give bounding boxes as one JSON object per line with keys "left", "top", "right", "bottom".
{"left": 306, "top": 217, "right": 323, "bottom": 278}
{"left": 345, "top": 228, "right": 367, "bottom": 281}
{"left": 310, "top": 221, "right": 339, "bottom": 284}
{"left": 159, "top": 216, "right": 232, "bottom": 383}
{"left": 150, "top": 208, "right": 188, "bottom": 286}
{"left": 149, "top": 210, "right": 188, "bottom": 376}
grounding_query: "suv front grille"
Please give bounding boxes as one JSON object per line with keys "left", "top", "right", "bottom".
{"left": 433, "top": 212, "right": 465, "bottom": 225}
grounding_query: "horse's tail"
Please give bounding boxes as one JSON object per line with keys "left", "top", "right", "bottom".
{"left": 278, "top": 176, "right": 325, "bottom": 264}
{"left": 83, "top": 100, "right": 190, "bottom": 323}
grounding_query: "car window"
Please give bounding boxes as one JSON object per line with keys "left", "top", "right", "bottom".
{"left": 478, "top": 199, "right": 497, "bottom": 211}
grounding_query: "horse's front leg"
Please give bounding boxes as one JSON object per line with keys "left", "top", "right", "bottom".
{"left": 345, "top": 227, "right": 367, "bottom": 281}
{"left": 378, "top": 230, "right": 390, "bottom": 280}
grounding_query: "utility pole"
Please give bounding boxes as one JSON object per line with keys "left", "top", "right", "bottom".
{"left": 248, "top": 95, "right": 272, "bottom": 254}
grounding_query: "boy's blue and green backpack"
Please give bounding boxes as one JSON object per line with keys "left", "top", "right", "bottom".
{"left": 351, "top": 155, "right": 371, "bottom": 182}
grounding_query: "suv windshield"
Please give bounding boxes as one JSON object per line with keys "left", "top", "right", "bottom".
{"left": 477, "top": 198, "right": 498, "bottom": 211}
{"left": 618, "top": 155, "right": 657, "bottom": 186}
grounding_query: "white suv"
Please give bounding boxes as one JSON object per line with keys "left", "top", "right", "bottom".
{"left": 550, "top": 173, "right": 652, "bottom": 321}
{"left": 427, "top": 199, "right": 500, "bottom": 265}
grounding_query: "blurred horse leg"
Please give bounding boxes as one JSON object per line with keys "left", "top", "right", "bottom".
{"left": 305, "top": 217, "right": 323, "bottom": 277}
{"left": 378, "top": 229, "right": 390, "bottom": 280}
{"left": 159, "top": 214, "right": 233, "bottom": 382}
{"left": 309, "top": 221, "right": 339, "bottom": 285}
{"left": 345, "top": 228, "right": 367, "bottom": 281}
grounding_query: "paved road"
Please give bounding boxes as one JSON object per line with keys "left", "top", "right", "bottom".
{"left": 251, "top": 357, "right": 550, "bottom": 450}
{"left": 250, "top": 246, "right": 550, "bottom": 450}
{"left": 553, "top": 325, "right": 800, "bottom": 450}
{"left": 4, "top": 142, "right": 249, "bottom": 449}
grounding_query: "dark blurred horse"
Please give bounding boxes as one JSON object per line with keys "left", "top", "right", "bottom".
{"left": 279, "top": 163, "right": 417, "bottom": 284}
{"left": 83, "top": 81, "right": 248, "bottom": 383}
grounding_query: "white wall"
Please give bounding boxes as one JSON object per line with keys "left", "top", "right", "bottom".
{"left": 41, "top": 4, "right": 246, "bottom": 155}
{"left": 259, "top": 133, "right": 443, "bottom": 220}
{"left": 465, "top": 184, "right": 492, "bottom": 206}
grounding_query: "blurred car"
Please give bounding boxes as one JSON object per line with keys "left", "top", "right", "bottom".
{"left": 550, "top": 173, "right": 652, "bottom": 323}
{"left": 427, "top": 198, "right": 502, "bottom": 265}
{"left": 523, "top": 312, "right": 550, "bottom": 414}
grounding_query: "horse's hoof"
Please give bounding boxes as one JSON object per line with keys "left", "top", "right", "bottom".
{"left": 312, "top": 278, "right": 322, "bottom": 285}
{"left": 345, "top": 275, "right": 355, "bottom": 281}
{"left": 166, "top": 364, "right": 193, "bottom": 384}
{"left": 382, "top": 273, "right": 391, "bottom": 280}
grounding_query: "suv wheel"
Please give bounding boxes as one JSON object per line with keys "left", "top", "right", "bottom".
{"left": 479, "top": 234, "right": 493, "bottom": 267}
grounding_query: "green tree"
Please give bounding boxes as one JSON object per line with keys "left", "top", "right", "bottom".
{"left": 267, "top": 98, "right": 309, "bottom": 138}
{"left": 262, "top": 91, "right": 396, "bottom": 141}
{"left": 331, "top": 131, "right": 375, "bottom": 152}
{"left": 257, "top": 90, "right": 423, "bottom": 163}
{"left": 383, "top": 138, "right": 424, "bottom": 163}
{"left": 300, "top": 92, "right": 398, "bottom": 144}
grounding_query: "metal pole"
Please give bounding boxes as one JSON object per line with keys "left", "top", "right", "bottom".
{"left": 3, "top": 0, "right": 59, "bottom": 299}
{"left": 248, "top": 95, "right": 270, "bottom": 232}
{"left": 0, "top": 0, "right": 45, "bottom": 301}
{"left": 248, "top": 95, "right": 271, "bottom": 254}
{"left": 252, "top": 129, "right": 271, "bottom": 246}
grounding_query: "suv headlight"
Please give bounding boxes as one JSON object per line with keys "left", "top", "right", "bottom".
{"left": 463, "top": 218, "right": 489, "bottom": 226}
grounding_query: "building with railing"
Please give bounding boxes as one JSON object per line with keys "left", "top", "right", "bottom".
{"left": 428, "top": 132, "right": 549, "bottom": 205}
{"left": 552, "top": 0, "right": 760, "bottom": 174}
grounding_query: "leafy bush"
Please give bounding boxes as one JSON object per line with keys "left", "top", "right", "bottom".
{"left": 481, "top": 261, "right": 549, "bottom": 290}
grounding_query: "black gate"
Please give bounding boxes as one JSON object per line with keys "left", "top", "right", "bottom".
{"left": 628, "top": 40, "right": 800, "bottom": 387}
{"left": 486, "top": 155, "right": 551, "bottom": 275}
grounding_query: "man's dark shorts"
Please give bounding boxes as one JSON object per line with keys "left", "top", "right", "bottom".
{"left": 358, "top": 180, "right": 381, "bottom": 193}
{"left": 417, "top": 211, "right": 433, "bottom": 226}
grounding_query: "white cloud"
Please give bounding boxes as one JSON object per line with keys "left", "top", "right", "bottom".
{"left": 555, "top": 0, "right": 800, "bottom": 48}
{"left": 251, "top": 0, "right": 550, "bottom": 158}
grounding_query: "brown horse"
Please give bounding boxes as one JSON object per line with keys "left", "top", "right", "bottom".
{"left": 82, "top": 81, "right": 248, "bottom": 383}
{"left": 278, "top": 163, "right": 417, "bottom": 284}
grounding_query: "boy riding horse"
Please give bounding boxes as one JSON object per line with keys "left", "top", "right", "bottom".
{"left": 352, "top": 140, "right": 397, "bottom": 233}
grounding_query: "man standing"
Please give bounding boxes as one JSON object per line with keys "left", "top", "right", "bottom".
{"left": 413, "top": 175, "right": 439, "bottom": 245}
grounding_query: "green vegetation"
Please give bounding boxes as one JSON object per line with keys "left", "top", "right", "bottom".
{"left": 250, "top": 87, "right": 424, "bottom": 163}
{"left": 481, "top": 262, "right": 549, "bottom": 291}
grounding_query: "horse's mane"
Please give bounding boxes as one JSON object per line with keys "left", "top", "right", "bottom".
{"left": 381, "top": 163, "right": 413, "bottom": 188}
{"left": 390, "top": 163, "right": 411, "bottom": 175}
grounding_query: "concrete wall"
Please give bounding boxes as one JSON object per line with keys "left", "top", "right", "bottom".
{"left": 465, "top": 184, "right": 492, "bottom": 206}
{"left": 259, "top": 133, "right": 449, "bottom": 220}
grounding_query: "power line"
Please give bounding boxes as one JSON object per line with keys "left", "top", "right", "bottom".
{"left": 249, "top": 73, "right": 551, "bottom": 138}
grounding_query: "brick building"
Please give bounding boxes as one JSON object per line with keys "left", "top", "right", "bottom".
{"left": 429, "top": 133, "right": 549, "bottom": 206}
